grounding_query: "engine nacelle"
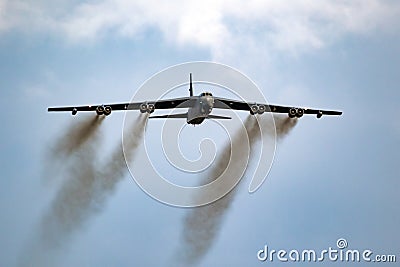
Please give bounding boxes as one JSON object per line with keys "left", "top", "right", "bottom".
{"left": 296, "top": 108, "right": 304, "bottom": 118}
{"left": 139, "top": 102, "right": 155, "bottom": 113}
{"left": 147, "top": 103, "right": 155, "bottom": 114}
{"left": 140, "top": 103, "right": 148, "bottom": 113}
{"left": 250, "top": 105, "right": 259, "bottom": 115}
{"left": 72, "top": 108, "right": 78, "bottom": 116}
{"left": 104, "top": 106, "right": 112, "bottom": 116}
{"left": 288, "top": 108, "right": 297, "bottom": 118}
{"left": 96, "top": 105, "right": 105, "bottom": 115}
{"left": 257, "top": 104, "right": 266, "bottom": 114}
{"left": 317, "top": 111, "right": 323, "bottom": 119}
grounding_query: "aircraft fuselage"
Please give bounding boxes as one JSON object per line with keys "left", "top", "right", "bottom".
{"left": 187, "top": 93, "right": 214, "bottom": 125}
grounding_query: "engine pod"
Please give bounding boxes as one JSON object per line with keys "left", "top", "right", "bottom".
{"left": 250, "top": 105, "right": 259, "bottom": 115}
{"left": 296, "top": 108, "right": 304, "bottom": 118}
{"left": 257, "top": 104, "right": 266, "bottom": 114}
{"left": 147, "top": 103, "right": 155, "bottom": 113}
{"left": 288, "top": 108, "right": 297, "bottom": 118}
{"left": 96, "top": 105, "right": 105, "bottom": 115}
{"left": 104, "top": 106, "right": 112, "bottom": 116}
{"left": 140, "top": 103, "right": 148, "bottom": 113}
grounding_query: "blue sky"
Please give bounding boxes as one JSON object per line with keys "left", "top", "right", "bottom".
{"left": 1, "top": 1, "right": 399, "bottom": 266}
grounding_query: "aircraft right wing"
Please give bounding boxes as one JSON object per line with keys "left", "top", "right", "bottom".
{"left": 213, "top": 97, "right": 342, "bottom": 118}
{"left": 48, "top": 97, "right": 196, "bottom": 116}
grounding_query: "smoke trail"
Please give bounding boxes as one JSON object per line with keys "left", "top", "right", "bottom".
{"left": 43, "top": 115, "right": 104, "bottom": 185}
{"left": 19, "top": 114, "right": 147, "bottom": 267}
{"left": 92, "top": 114, "right": 148, "bottom": 206}
{"left": 273, "top": 115, "right": 298, "bottom": 139}
{"left": 255, "top": 114, "right": 298, "bottom": 140}
{"left": 37, "top": 133, "right": 100, "bottom": 248}
{"left": 19, "top": 116, "right": 104, "bottom": 266}
{"left": 176, "top": 115, "right": 297, "bottom": 266}
{"left": 176, "top": 116, "right": 260, "bottom": 266}
{"left": 51, "top": 115, "right": 104, "bottom": 157}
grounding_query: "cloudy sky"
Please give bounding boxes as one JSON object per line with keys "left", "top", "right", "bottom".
{"left": 1, "top": 1, "right": 399, "bottom": 266}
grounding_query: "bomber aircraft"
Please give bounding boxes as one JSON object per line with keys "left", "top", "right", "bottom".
{"left": 48, "top": 74, "right": 342, "bottom": 125}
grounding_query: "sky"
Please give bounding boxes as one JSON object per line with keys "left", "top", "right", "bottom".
{"left": 0, "top": 0, "right": 399, "bottom": 266}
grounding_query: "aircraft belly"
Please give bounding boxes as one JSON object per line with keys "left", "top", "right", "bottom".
{"left": 187, "top": 97, "right": 213, "bottom": 125}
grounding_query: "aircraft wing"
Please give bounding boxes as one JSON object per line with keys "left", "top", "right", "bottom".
{"left": 213, "top": 97, "right": 342, "bottom": 118}
{"left": 48, "top": 97, "right": 196, "bottom": 115}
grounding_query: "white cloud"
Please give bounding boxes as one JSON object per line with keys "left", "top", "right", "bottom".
{"left": 1, "top": 0, "right": 399, "bottom": 60}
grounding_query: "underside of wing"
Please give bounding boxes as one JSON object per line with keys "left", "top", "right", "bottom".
{"left": 48, "top": 97, "right": 196, "bottom": 116}
{"left": 47, "top": 103, "right": 131, "bottom": 112}
{"left": 152, "top": 97, "right": 194, "bottom": 109}
{"left": 213, "top": 97, "right": 253, "bottom": 111}
{"left": 213, "top": 97, "right": 342, "bottom": 118}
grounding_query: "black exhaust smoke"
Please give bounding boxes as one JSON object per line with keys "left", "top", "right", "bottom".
{"left": 175, "top": 115, "right": 297, "bottom": 266}
{"left": 19, "top": 115, "right": 148, "bottom": 266}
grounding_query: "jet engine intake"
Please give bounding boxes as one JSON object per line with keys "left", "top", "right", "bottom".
{"left": 104, "top": 106, "right": 112, "bottom": 116}
{"left": 140, "top": 103, "right": 148, "bottom": 113}
{"left": 140, "top": 102, "right": 155, "bottom": 113}
{"left": 296, "top": 108, "right": 304, "bottom": 118}
{"left": 257, "top": 104, "right": 266, "bottom": 114}
{"left": 288, "top": 108, "right": 297, "bottom": 118}
{"left": 250, "top": 105, "right": 259, "bottom": 115}
{"left": 147, "top": 103, "right": 155, "bottom": 114}
{"left": 96, "top": 105, "right": 105, "bottom": 115}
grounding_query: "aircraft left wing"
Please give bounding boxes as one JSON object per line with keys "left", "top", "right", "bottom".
{"left": 213, "top": 97, "right": 342, "bottom": 118}
{"left": 48, "top": 97, "right": 196, "bottom": 116}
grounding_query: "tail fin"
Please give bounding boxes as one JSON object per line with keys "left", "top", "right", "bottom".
{"left": 189, "top": 73, "right": 193, "bottom": 97}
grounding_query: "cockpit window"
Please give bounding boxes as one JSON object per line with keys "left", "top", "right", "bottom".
{"left": 200, "top": 92, "right": 213, "bottom": 96}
